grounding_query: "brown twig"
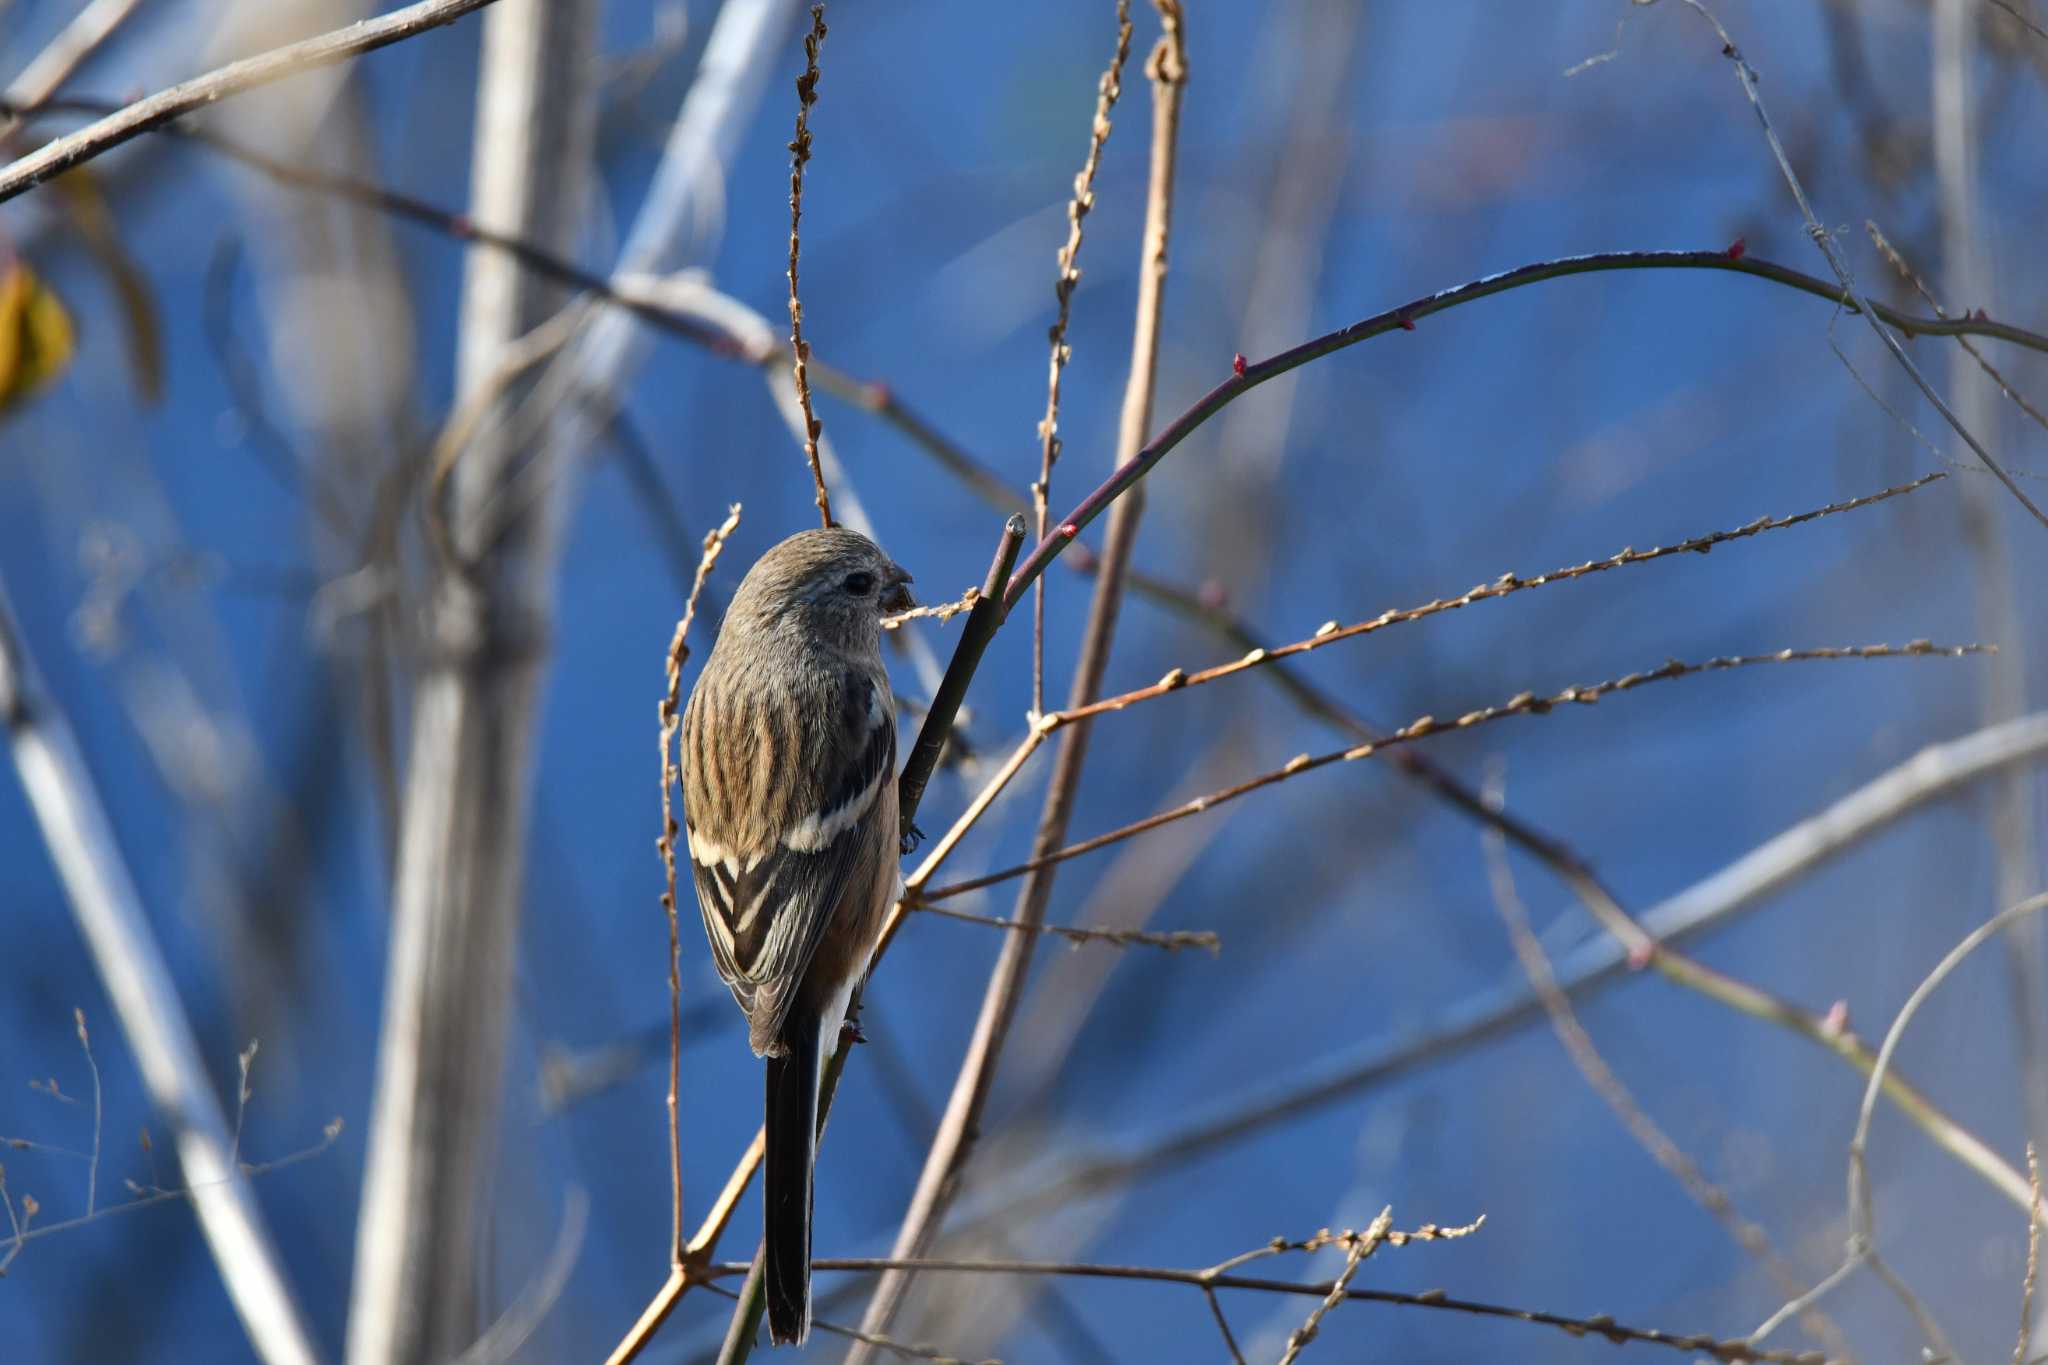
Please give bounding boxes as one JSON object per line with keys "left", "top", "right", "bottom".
{"left": 786, "top": 5, "right": 832, "bottom": 528}
{"left": 0, "top": 0, "right": 505, "bottom": 203}
{"left": 920, "top": 643, "right": 1991, "bottom": 902}
{"left": 1029, "top": 0, "right": 1133, "bottom": 717}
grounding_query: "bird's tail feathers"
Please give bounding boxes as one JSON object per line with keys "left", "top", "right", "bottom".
{"left": 764, "top": 1009, "right": 821, "bottom": 1346}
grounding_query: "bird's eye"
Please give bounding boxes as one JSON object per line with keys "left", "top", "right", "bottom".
{"left": 842, "top": 571, "right": 876, "bottom": 596}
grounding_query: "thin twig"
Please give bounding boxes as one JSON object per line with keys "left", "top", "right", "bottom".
{"left": 1275, "top": 1209, "right": 1391, "bottom": 1365}
{"left": 604, "top": 506, "right": 743, "bottom": 1365}
{"left": 1869, "top": 222, "right": 2048, "bottom": 440}
{"left": 662, "top": 508, "right": 741, "bottom": 1265}
{"left": 786, "top": 5, "right": 832, "bottom": 528}
{"left": 1030, "top": 0, "right": 1133, "bottom": 717}
{"left": 0, "top": 1165, "right": 34, "bottom": 1276}
{"left": 922, "top": 643, "right": 1991, "bottom": 901}
{"left": 883, "top": 589, "right": 979, "bottom": 630}
{"left": 0, "top": 0, "right": 504, "bottom": 202}
{"left": 73, "top": 1010, "right": 100, "bottom": 1219}
{"left": 914, "top": 900, "right": 1217, "bottom": 953}
{"left": 711, "top": 1254, "right": 1841, "bottom": 1364}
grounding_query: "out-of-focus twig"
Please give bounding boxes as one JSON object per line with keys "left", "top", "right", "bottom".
{"left": 0, "top": 586, "right": 321, "bottom": 1365}
{"left": 0, "top": 0, "right": 148, "bottom": 143}
{"left": 0, "top": 0, "right": 504, "bottom": 202}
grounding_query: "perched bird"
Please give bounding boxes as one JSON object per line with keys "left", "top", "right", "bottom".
{"left": 681, "top": 527, "right": 913, "bottom": 1346}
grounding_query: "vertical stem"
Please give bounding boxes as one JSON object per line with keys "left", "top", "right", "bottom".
{"left": 1931, "top": 0, "right": 2047, "bottom": 1149}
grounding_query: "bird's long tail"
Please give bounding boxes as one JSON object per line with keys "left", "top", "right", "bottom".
{"left": 764, "top": 1009, "right": 821, "bottom": 1346}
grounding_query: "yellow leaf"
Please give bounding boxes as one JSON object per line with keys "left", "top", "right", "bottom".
{"left": 0, "top": 260, "right": 76, "bottom": 414}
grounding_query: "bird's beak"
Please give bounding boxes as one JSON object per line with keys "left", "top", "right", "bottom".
{"left": 881, "top": 563, "right": 915, "bottom": 614}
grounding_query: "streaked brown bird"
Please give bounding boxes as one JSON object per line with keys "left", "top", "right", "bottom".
{"left": 680, "top": 526, "right": 912, "bottom": 1345}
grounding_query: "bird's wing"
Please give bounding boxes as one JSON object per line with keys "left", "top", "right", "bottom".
{"left": 682, "top": 668, "right": 895, "bottom": 1053}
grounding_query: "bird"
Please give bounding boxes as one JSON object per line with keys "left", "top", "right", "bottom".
{"left": 680, "top": 526, "right": 913, "bottom": 1346}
